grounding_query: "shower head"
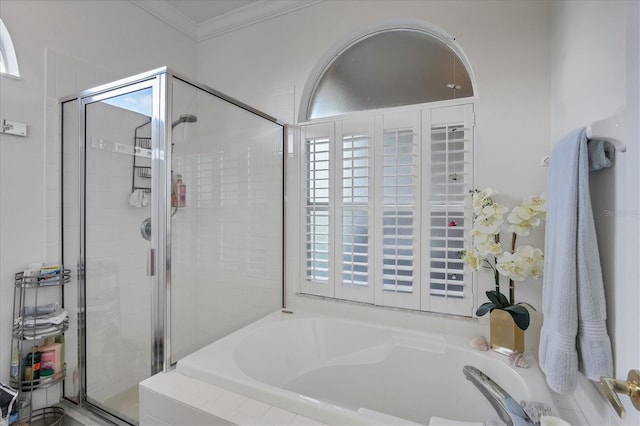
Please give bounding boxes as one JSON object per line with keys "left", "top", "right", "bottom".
{"left": 171, "top": 114, "right": 198, "bottom": 129}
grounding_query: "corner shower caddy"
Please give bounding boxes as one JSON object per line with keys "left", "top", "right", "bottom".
{"left": 10, "top": 268, "right": 70, "bottom": 426}
{"left": 132, "top": 119, "right": 152, "bottom": 193}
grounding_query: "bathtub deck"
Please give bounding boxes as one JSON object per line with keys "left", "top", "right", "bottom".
{"left": 139, "top": 371, "right": 325, "bottom": 426}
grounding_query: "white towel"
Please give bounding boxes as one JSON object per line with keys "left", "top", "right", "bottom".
{"left": 129, "top": 189, "right": 150, "bottom": 207}
{"left": 129, "top": 189, "right": 144, "bottom": 207}
{"left": 18, "top": 309, "right": 68, "bottom": 327}
{"left": 538, "top": 128, "right": 613, "bottom": 394}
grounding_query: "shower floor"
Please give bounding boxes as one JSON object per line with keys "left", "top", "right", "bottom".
{"left": 103, "top": 385, "right": 139, "bottom": 422}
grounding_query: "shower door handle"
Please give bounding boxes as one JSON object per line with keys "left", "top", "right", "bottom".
{"left": 147, "top": 248, "right": 156, "bottom": 276}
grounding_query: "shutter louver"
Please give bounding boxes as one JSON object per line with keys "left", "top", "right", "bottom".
{"left": 342, "top": 134, "right": 369, "bottom": 287}
{"left": 300, "top": 104, "right": 474, "bottom": 315}
{"left": 305, "top": 137, "right": 330, "bottom": 282}
{"left": 429, "top": 125, "right": 470, "bottom": 298}
{"left": 382, "top": 129, "right": 416, "bottom": 293}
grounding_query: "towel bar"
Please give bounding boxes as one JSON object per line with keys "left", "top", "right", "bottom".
{"left": 586, "top": 110, "right": 627, "bottom": 152}
{"left": 600, "top": 369, "right": 640, "bottom": 418}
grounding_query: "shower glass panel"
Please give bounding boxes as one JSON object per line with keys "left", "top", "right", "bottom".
{"left": 83, "top": 84, "right": 155, "bottom": 423}
{"left": 61, "top": 68, "right": 284, "bottom": 425}
{"left": 169, "top": 78, "right": 284, "bottom": 363}
{"left": 61, "top": 98, "right": 80, "bottom": 404}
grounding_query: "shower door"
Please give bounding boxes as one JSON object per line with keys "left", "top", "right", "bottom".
{"left": 61, "top": 68, "right": 284, "bottom": 425}
{"left": 80, "top": 77, "right": 165, "bottom": 423}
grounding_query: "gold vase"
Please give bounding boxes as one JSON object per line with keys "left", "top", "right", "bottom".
{"left": 490, "top": 309, "right": 524, "bottom": 355}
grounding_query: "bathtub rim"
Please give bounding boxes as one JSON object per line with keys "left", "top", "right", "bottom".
{"left": 176, "top": 308, "right": 557, "bottom": 425}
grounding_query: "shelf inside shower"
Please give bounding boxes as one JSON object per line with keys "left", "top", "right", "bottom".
{"left": 132, "top": 120, "right": 152, "bottom": 193}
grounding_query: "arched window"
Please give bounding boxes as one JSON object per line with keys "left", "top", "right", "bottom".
{"left": 300, "top": 24, "right": 475, "bottom": 120}
{"left": 299, "top": 23, "right": 477, "bottom": 316}
{"left": 0, "top": 18, "right": 21, "bottom": 78}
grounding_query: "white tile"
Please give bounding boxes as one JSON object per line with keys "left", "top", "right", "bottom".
{"left": 173, "top": 378, "right": 210, "bottom": 408}
{"left": 201, "top": 400, "right": 238, "bottom": 421}
{"left": 139, "top": 413, "right": 171, "bottom": 426}
{"left": 216, "top": 390, "right": 248, "bottom": 410}
{"left": 142, "top": 371, "right": 190, "bottom": 396}
{"left": 237, "top": 399, "right": 271, "bottom": 419}
{"left": 232, "top": 412, "right": 268, "bottom": 426}
{"left": 260, "top": 406, "right": 296, "bottom": 425}
{"left": 190, "top": 380, "right": 227, "bottom": 405}
{"left": 291, "top": 414, "right": 323, "bottom": 425}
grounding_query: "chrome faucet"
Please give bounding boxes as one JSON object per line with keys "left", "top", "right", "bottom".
{"left": 463, "top": 365, "right": 536, "bottom": 426}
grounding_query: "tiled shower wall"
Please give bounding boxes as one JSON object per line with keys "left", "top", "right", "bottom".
{"left": 170, "top": 83, "right": 283, "bottom": 362}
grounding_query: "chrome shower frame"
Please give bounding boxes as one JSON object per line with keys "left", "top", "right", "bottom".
{"left": 60, "top": 67, "right": 284, "bottom": 424}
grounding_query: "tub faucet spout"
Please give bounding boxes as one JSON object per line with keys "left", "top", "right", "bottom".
{"left": 463, "top": 365, "right": 535, "bottom": 426}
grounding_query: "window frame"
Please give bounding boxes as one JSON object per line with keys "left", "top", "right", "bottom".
{"left": 298, "top": 99, "right": 477, "bottom": 317}
{"left": 0, "top": 18, "right": 21, "bottom": 78}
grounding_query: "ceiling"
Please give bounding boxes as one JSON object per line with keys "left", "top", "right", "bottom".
{"left": 163, "top": 0, "right": 260, "bottom": 25}
{"left": 132, "top": 0, "right": 321, "bottom": 41}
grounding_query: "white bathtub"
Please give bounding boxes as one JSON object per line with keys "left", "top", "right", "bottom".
{"left": 176, "top": 310, "right": 556, "bottom": 425}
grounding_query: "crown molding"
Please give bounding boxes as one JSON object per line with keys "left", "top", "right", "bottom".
{"left": 197, "top": 0, "right": 323, "bottom": 41}
{"left": 131, "top": 0, "right": 323, "bottom": 43}
{"left": 131, "top": 0, "right": 198, "bottom": 41}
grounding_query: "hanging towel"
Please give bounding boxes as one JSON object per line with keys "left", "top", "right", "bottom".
{"left": 128, "top": 189, "right": 150, "bottom": 207}
{"left": 129, "top": 189, "right": 143, "bottom": 207}
{"left": 538, "top": 128, "right": 614, "bottom": 394}
{"left": 141, "top": 189, "right": 150, "bottom": 207}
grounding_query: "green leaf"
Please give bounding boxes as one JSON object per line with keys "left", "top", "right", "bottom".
{"left": 504, "top": 305, "right": 530, "bottom": 330}
{"left": 475, "top": 302, "right": 495, "bottom": 317}
{"left": 486, "top": 290, "right": 509, "bottom": 309}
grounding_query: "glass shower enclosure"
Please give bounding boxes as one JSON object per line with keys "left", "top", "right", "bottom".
{"left": 61, "top": 68, "right": 284, "bottom": 424}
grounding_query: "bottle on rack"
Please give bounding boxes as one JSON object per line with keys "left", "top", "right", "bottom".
{"left": 177, "top": 174, "right": 186, "bottom": 207}
{"left": 55, "top": 334, "right": 65, "bottom": 370}
{"left": 23, "top": 350, "right": 41, "bottom": 381}
{"left": 10, "top": 341, "right": 20, "bottom": 383}
{"left": 39, "top": 338, "right": 62, "bottom": 376}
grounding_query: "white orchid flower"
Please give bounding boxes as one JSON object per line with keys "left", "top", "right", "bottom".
{"left": 475, "top": 239, "right": 503, "bottom": 257}
{"left": 496, "top": 245, "right": 544, "bottom": 281}
{"left": 472, "top": 188, "right": 495, "bottom": 215}
{"left": 507, "top": 216, "right": 541, "bottom": 236}
{"left": 523, "top": 193, "right": 546, "bottom": 216}
{"left": 508, "top": 205, "right": 536, "bottom": 222}
{"left": 482, "top": 202, "right": 508, "bottom": 218}
{"left": 475, "top": 213, "right": 504, "bottom": 235}
{"left": 461, "top": 249, "right": 483, "bottom": 271}
{"left": 496, "top": 251, "right": 530, "bottom": 281}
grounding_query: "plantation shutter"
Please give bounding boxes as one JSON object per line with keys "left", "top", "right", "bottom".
{"left": 301, "top": 123, "right": 334, "bottom": 297}
{"left": 335, "top": 119, "right": 375, "bottom": 303}
{"left": 299, "top": 104, "right": 474, "bottom": 316}
{"left": 376, "top": 112, "right": 421, "bottom": 310}
{"left": 423, "top": 105, "right": 474, "bottom": 315}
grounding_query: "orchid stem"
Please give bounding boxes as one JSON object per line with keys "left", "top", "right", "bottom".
{"left": 494, "top": 234, "right": 501, "bottom": 295}
{"left": 510, "top": 233, "right": 517, "bottom": 305}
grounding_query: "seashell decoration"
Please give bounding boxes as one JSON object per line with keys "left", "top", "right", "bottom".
{"left": 470, "top": 336, "right": 489, "bottom": 351}
{"left": 509, "top": 351, "right": 529, "bottom": 368}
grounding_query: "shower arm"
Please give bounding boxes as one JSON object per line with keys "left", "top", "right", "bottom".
{"left": 170, "top": 114, "right": 196, "bottom": 217}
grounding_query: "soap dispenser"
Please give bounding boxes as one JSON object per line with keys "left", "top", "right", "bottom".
{"left": 38, "top": 337, "right": 62, "bottom": 376}
{"left": 176, "top": 174, "right": 186, "bottom": 207}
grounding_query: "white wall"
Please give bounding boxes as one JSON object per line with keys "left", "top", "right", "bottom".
{"left": 196, "top": 0, "right": 552, "bottom": 354}
{"left": 1, "top": 0, "right": 636, "bottom": 423}
{"left": 0, "top": 0, "right": 196, "bottom": 400}
{"left": 550, "top": 1, "right": 639, "bottom": 425}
